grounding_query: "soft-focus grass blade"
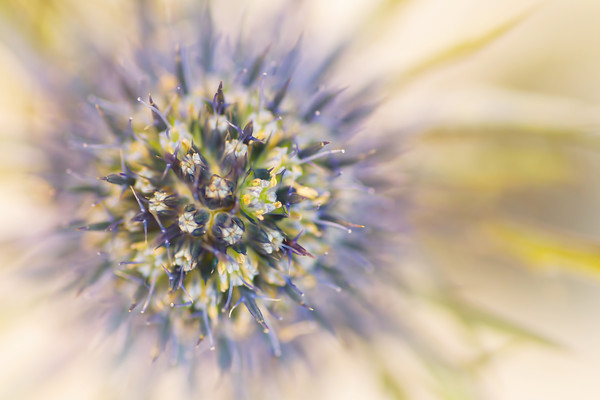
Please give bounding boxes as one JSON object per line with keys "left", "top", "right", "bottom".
{"left": 410, "top": 123, "right": 590, "bottom": 192}
{"left": 485, "top": 219, "right": 600, "bottom": 275}
{"left": 379, "top": 368, "right": 409, "bottom": 400}
{"left": 432, "top": 293, "right": 560, "bottom": 348}
{"left": 426, "top": 362, "right": 479, "bottom": 400}
{"left": 392, "top": 3, "right": 544, "bottom": 89}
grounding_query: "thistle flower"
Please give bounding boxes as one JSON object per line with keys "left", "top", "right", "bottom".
{"left": 3, "top": 1, "right": 570, "bottom": 399}
{"left": 60, "top": 2, "right": 390, "bottom": 379}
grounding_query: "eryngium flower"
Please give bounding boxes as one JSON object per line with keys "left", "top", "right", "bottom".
{"left": 62, "top": 4, "right": 388, "bottom": 375}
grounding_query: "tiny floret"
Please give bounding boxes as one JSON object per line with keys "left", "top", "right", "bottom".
{"left": 178, "top": 210, "right": 200, "bottom": 234}
{"left": 204, "top": 175, "right": 233, "bottom": 204}
{"left": 149, "top": 191, "right": 174, "bottom": 214}
{"left": 181, "top": 153, "right": 204, "bottom": 177}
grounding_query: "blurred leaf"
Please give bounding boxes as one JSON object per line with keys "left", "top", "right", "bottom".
{"left": 485, "top": 219, "right": 600, "bottom": 275}
{"left": 423, "top": 359, "right": 479, "bottom": 400}
{"left": 432, "top": 293, "right": 560, "bottom": 348}
{"left": 411, "top": 142, "right": 575, "bottom": 194}
{"left": 422, "top": 123, "right": 600, "bottom": 147}
{"left": 380, "top": 368, "right": 409, "bottom": 400}
{"left": 393, "top": 3, "right": 543, "bottom": 88}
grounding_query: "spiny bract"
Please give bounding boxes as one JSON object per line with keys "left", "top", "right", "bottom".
{"left": 78, "top": 39, "right": 374, "bottom": 361}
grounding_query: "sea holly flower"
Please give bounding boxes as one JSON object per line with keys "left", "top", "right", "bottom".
{"left": 0, "top": 0, "right": 565, "bottom": 399}
{"left": 64, "top": 4, "right": 390, "bottom": 375}
{"left": 84, "top": 75, "right": 368, "bottom": 354}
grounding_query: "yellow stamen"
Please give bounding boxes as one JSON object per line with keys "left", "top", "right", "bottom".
{"left": 294, "top": 183, "right": 319, "bottom": 200}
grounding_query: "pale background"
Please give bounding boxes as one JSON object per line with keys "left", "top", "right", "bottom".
{"left": 2, "top": 0, "right": 600, "bottom": 399}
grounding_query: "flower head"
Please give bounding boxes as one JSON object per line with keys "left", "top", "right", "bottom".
{"left": 61, "top": 2, "right": 388, "bottom": 383}
{"left": 89, "top": 71, "right": 369, "bottom": 349}
{"left": 5, "top": 1, "right": 565, "bottom": 398}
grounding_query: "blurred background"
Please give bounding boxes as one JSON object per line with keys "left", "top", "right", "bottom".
{"left": 2, "top": 0, "right": 600, "bottom": 398}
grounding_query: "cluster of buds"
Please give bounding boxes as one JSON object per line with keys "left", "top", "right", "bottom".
{"left": 81, "top": 52, "right": 369, "bottom": 359}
